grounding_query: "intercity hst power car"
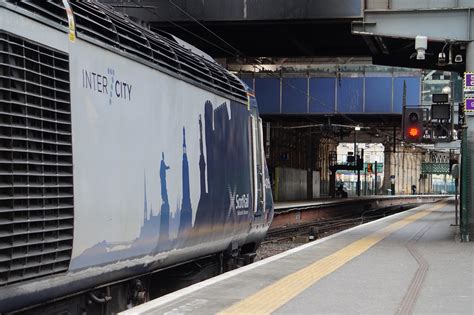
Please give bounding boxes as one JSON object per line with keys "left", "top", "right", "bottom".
{"left": 0, "top": 1, "right": 273, "bottom": 313}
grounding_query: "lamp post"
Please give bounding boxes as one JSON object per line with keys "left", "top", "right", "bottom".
{"left": 354, "top": 125, "right": 361, "bottom": 153}
{"left": 355, "top": 126, "right": 361, "bottom": 196}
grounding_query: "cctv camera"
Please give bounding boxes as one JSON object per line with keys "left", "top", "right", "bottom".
{"left": 417, "top": 51, "right": 425, "bottom": 60}
{"left": 438, "top": 52, "right": 446, "bottom": 65}
{"left": 415, "top": 36, "right": 428, "bottom": 60}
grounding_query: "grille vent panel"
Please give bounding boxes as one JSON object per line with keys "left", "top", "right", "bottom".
{"left": 4, "top": 0, "right": 248, "bottom": 101}
{"left": 5, "top": 0, "right": 68, "bottom": 27}
{"left": 0, "top": 31, "right": 73, "bottom": 286}
{"left": 71, "top": 2, "right": 248, "bottom": 101}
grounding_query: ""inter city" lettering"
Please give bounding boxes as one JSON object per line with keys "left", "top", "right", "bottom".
{"left": 82, "top": 69, "right": 132, "bottom": 101}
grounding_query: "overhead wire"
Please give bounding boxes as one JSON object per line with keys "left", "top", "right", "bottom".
{"left": 130, "top": 3, "right": 455, "bottom": 155}
{"left": 167, "top": 0, "right": 243, "bottom": 57}
{"left": 127, "top": 0, "right": 361, "bottom": 126}
{"left": 120, "top": 0, "right": 414, "bottom": 140}
{"left": 129, "top": 1, "right": 440, "bottom": 152}
{"left": 129, "top": 0, "right": 238, "bottom": 57}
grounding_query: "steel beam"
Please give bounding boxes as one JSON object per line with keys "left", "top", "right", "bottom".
{"left": 366, "top": 0, "right": 474, "bottom": 11}
{"left": 104, "top": 0, "right": 362, "bottom": 22}
{"left": 353, "top": 8, "right": 474, "bottom": 41}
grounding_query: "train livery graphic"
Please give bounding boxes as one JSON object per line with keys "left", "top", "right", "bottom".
{"left": 70, "top": 100, "right": 257, "bottom": 270}
{"left": 0, "top": 1, "right": 273, "bottom": 313}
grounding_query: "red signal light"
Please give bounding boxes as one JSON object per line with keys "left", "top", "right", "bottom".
{"left": 408, "top": 127, "right": 420, "bottom": 138}
{"left": 403, "top": 108, "right": 424, "bottom": 142}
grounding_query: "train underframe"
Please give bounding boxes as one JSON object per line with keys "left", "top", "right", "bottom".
{"left": 15, "top": 242, "right": 259, "bottom": 315}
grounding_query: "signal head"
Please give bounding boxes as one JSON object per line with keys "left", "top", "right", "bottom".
{"left": 408, "top": 112, "right": 419, "bottom": 122}
{"left": 408, "top": 127, "right": 420, "bottom": 138}
{"left": 403, "top": 107, "right": 424, "bottom": 142}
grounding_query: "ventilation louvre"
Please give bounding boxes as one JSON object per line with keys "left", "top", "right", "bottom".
{"left": 4, "top": 0, "right": 248, "bottom": 101}
{"left": 0, "top": 31, "right": 73, "bottom": 286}
{"left": 5, "top": 0, "right": 68, "bottom": 27}
{"left": 72, "top": 2, "right": 248, "bottom": 101}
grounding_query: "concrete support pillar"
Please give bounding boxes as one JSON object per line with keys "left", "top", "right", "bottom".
{"left": 412, "top": 154, "right": 416, "bottom": 192}
{"left": 408, "top": 147, "right": 424, "bottom": 195}
{"left": 416, "top": 152, "right": 422, "bottom": 194}
{"left": 319, "top": 142, "right": 325, "bottom": 196}
{"left": 395, "top": 150, "right": 400, "bottom": 194}
{"left": 428, "top": 174, "right": 433, "bottom": 194}
{"left": 460, "top": 43, "right": 474, "bottom": 240}
{"left": 318, "top": 138, "right": 337, "bottom": 196}
{"left": 327, "top": 142, "right": 333, "bottom": 193}
{"left": 306, "top": 131, "right": 315, "bottom": 200}
{"left": 420, "top": 153, "right": 426, "bottom": 194}
{"left": 401, "top": 152, "right": 405, "bottom": 193}
{"left": 404, "top": 150, "right": 408, "bottom": 194}
{"left": 400, "top": 149, "right": 406, "bottom": 194}
{"left": 391, "top": 146, "right": 425, "bottom": 195}
{"left": 385, "top": 145, "right": 425, "bottom": 196}
{"left": 407, "top": 152, "right": 411, "bottom": 194}
{"left": 408, "top": 151, "right": 413, "bottom": 194}
{"left": 383, "top": 143, "right": 395, "bottom": 194}
{"left": 424, "top": 153, "right": 430, "bottom": 194}
{"left": 407, "top": 152, "right": 412, "bottom": 194}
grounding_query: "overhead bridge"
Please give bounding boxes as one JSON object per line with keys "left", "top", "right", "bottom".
{"left": 239, "top": 68, "right": 421, "bottom": 115}
{"left": 100, "top": 0, "right": 369, "bottom": 58}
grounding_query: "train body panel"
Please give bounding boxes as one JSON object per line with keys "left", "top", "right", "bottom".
{"left": 0, "top": 2, "right": 273, "bottom": 313}
{"left": 69, "top": 38, "right": 256, "bottom": 270}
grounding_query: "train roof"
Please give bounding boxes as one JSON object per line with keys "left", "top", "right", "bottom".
{"left": 4, "top": 0, "right": 248, "bottom": 102}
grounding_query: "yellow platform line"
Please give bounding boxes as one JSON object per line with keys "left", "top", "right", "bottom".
{"left": 219, "top": 201, "right": 447, "bottom": 315}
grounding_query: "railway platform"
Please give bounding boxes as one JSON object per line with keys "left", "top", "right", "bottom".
{"left": 121, "top": 198, "right": 473, "bottom": 315}
{"left": 273, "top": 194, "right": 449, "bottom": 211}
{"left": 271, "top": 195, "right": 449, "bottom": 231}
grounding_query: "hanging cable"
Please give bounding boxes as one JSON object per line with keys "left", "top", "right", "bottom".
{"left": 119, "top": 1, "right": 409, "bottom": 137}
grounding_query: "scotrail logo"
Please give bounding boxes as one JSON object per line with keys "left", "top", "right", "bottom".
{"left": 81, "top": 67, "right": 133, "bottom": 105}
{"left": 228, "top": 186, "right": 250, "bottom": 217}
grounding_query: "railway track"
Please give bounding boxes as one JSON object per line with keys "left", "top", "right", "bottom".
{"left": 268, "top": 204, "right": 415, "bottom": 238}
{"left": 257, "top": 204, "right": 417, "bottom": 259}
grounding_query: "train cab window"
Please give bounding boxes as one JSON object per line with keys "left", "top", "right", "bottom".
{"left": 250, "top": 113, "right": 265, "bottom": 217}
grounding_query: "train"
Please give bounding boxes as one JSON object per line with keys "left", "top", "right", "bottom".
{"left": 0, "top": 1, "right": 273, "bottom": 314}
